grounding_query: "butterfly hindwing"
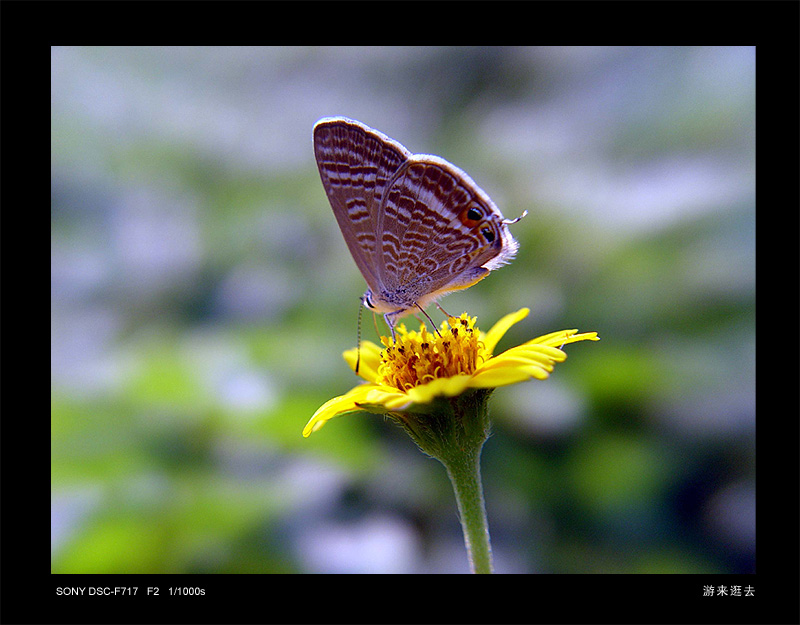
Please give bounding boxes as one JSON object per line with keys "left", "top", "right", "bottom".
{"left": 380, "top": 157, "right": 507, "bottom": 299}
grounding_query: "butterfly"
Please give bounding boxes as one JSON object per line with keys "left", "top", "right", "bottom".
{"left": 313, "top": 116, "right": 525, "bottom": 339}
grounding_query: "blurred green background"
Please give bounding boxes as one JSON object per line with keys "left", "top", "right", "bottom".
{"left": 51, "top": 46, "right": 754, "bottom": 574}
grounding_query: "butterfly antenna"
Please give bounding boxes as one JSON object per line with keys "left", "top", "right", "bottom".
{"left": 503, "top": 209, "right": 528, "bottom": 225}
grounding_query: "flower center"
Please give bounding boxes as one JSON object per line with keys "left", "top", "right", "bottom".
{"left": 377, "top": 314, "right": 485, "bottom": 391}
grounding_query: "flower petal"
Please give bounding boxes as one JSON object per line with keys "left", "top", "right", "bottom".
{"left": 491, "top": 344, "right": 567, "bottom": 367}
{"left": 479, "top": 353, "right": 556, "bottom": 373}
{"left": 481, "top": 308, "right": 530, "bottom": 356}
{"left": 363, "top": 387, "right": 412, "bottom": 410}
{"left": 343, "top": 340, "right": 383, "bottom": 382}
{"left": 470, "top": 363, "right": 551, "bottom": 388}
{"left": 406, "top": 374, "right": 473, "bottom": 404}
{"left": 526, "top": 330, "right": 599, "bottom": 348}
{"left": 303, "top": 384, "right": 379, "bottom": 437}
{"left": 558, "top": 331, "right": 599, "bottom": 346}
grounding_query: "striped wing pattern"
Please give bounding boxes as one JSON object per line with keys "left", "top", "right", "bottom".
{"left": 313, "top": 118, "right": 409, "bottom": 289}
{"left": 379, "top": 159, "right": 503, "bottom": 299}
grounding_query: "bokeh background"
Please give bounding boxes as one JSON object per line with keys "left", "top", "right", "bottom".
{"left": 51, "top": 46, "right": 754, "bottom": 574}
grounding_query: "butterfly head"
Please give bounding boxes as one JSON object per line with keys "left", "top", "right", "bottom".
{"left": 362, "top": 289, "right": 377, "bottom": 311}
{"left": 362, "top": 289, "right": 408, "bottom": 315}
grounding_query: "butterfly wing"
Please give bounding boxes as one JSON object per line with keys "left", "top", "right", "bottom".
{"left": 313, "top": 117, "right": 411, "bottom": 291}
{"left": 378, "top": 155, "right": 517, "bottom": 305}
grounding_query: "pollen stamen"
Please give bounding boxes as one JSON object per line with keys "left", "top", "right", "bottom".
{"left": 377, "top": 313, "right": 483, "bottom": 391}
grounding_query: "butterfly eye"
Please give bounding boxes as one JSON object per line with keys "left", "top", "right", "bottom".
{"left": 481, "top": 227, "right": 495, "bottom": 243}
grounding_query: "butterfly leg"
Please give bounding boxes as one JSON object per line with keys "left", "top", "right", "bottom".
{"left": 383, "top": 306, "right": 441, "bottom": 342}
{"left": 435, "top": 302, "right": 454, "bottom": 319}
{"left": 415, "top": 303, "right": 442, "bottom": 337}
{"left": 383, "top": 311, "right": 400, "bottom": 343}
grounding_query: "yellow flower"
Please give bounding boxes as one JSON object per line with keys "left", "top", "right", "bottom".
{"left": 303, "top": 308, "right": 599, "bottom": 437}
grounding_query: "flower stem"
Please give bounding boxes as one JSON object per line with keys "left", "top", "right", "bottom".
{"left": 439, "top": 444, "right": 494, "bottom": 574}
{"left": 390, "top": 389, "right": 495, "bottom": 573}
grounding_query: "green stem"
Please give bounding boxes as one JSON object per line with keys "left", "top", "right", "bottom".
{"left": 390, "top": 389, "right": 495, "bottom": 573}
{"left": 439, "top": 445, "right": 494, "bottom": 574}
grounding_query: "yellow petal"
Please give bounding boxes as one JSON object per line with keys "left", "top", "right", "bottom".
{"left": 303, "top": 384, "right": 377, "bottom": 437}
{"left": 491, "top": 344, "right": 567, "bottom": 366}
{"left": 363, "top": 387, "right": 412, "bottom": 410}
{"left": 479, "top": 354, "right": 556, "bottom": 373}
{"left": 343, "top": 340, "right": 383, "bottom": 382}
{"left": 558, "top": 331, "right": 599, "bottom": 346}
{"left": 527, "top": 330, "right": 599, "bottom": 348}
{"left": 406, "top": 374, "right": 473, "bottom": 404}
{"left": 481, "top": 308, "right": 530, "bottom": 356}
{"left": 470, "top": 363, "right": 551, "bottom": 388}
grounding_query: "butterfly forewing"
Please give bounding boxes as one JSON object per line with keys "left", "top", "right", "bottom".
{"left": 313, "top": 118, "right": 410, "bottom": 290}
